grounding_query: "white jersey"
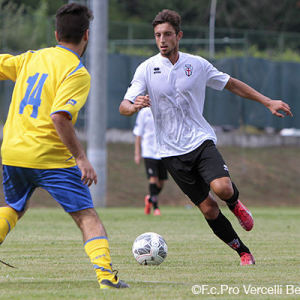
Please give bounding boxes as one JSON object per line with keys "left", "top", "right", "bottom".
{"left": 124, "top": 52, "right": 230, "bottom": 158}
{"left": 133, "top": 107, "right": 161, "bottom": 160}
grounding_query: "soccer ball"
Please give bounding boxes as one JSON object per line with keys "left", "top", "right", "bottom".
{"left": 132, "top": 232, "right": 168, "bottom": 265}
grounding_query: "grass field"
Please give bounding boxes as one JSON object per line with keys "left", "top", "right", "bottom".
{"left": 0, "top": 206, "right": 299, "bottom": 300}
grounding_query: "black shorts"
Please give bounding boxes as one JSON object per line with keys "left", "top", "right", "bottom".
{"left": 162, "top": 140, "right": 230, "bottom": 206}
{"left": 144, "top": 158, "right": 168, "bottom": 180}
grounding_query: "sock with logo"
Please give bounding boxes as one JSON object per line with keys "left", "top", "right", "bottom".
{"left": 206, "top": 211, "right": 250, "bottom": 256}
{"left": 0, "top": 207, "right": 18, "bottom": 244}
{"left": 84, "top": 236, "right": 116, "bottom": 284}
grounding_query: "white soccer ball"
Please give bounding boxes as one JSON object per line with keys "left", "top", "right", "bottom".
{"left": 132, "top": 232, "right": 168, "bottom": 265}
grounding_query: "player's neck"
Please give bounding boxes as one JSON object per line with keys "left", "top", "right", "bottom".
{"left": 161, "top": 49, "right": 180, "bottom": 65}
{"left": 57, "top": 42, "right": 84, "bottom": 57}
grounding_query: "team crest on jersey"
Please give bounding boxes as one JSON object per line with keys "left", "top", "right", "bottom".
{"left": 184, "top": 64, "right": 193, "bottom": 77}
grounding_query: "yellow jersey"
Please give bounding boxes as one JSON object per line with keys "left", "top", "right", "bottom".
{"left": 0, "top": 46, "right": 90, "bottom": 169}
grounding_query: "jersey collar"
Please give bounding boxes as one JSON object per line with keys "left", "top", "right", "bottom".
{"left": 158, "top": 51, "right": 182, "bottom": 66}
{"left": 56, "top": 45, "right": 81, "bottom": 60}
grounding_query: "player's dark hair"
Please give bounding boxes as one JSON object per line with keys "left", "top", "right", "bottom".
{"left": 55, "top": 3, "right": 93, "bottom": 45}
{"left": 152, "top": 9, "right": 181, "bottom": 34}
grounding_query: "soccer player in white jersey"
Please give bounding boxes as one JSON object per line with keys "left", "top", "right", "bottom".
{"left": 0, "top": 3, "right": 128, "bottom": 289}
{"left": 133, "top": 107, "right": 168, "bottom": 216}
{"left": 120, "top": 9, "right": 293, "bottom": 265}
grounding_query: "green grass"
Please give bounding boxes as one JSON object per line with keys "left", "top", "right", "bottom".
{"left": 0, "top": 207, "right": 300, "bottom": 300}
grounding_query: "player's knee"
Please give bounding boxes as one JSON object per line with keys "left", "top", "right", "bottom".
{"left": 211, "top": 178, "right": 234, "bottom": 200}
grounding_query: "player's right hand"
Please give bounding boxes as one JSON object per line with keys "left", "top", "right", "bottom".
{"left": 134, "top": 94, "right": 150, "bottom": 111}
{"left": 134, "top": 153, "right": 141, "bottom": 164}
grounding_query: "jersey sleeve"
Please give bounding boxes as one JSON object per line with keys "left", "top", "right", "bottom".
{"left": 0, "top": 53, "right": 24, "bottom": 82}
{"left": 204, "top": 59, "right": 230, "bottom": 91}
{"left": 133, "top": 109, "right": 145, "bottom": 136}
{"left": 123, "top": 62, "right": 147, "bottom": 103}
{"left": 50, "top": 69, "right": 90, "bottom": 121}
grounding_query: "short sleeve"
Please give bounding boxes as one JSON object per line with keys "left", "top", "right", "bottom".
{"left": 124, "top": 62, "right": 147, "bottom": 103}
{"left": 133, "top": 109, "right": 145, "bottom": 136}
{"left": 51, "top": 69, "right": 90, "bottom": 120}
{"left": 204, "top": 60, "right": 230, "bottom": 91}
{"left": 0, "top": 53, "right": 24, "bottom": 82}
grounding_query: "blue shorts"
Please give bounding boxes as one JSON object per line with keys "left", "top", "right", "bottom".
{"left": 2, "top": 165, "right": 94, "bottom": 213}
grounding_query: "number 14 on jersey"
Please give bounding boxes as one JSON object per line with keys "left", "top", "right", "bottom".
{"left": 19, "top": 72, "right": 48, "bottom": 118}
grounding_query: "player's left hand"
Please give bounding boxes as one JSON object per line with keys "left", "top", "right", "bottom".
{"left": 266, "top": 100, "right": 293, "bottom": 118}
{"left": 76, "top": 157, "right": 98, "bottom": 186}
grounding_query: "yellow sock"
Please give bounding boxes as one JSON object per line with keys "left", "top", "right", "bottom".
{"left": 0, "top": 207, "right": 18, "bottom": 244}
{"left": 84, "top": 237, "right": 116, "bottom": 284}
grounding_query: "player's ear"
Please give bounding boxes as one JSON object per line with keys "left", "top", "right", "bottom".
{"left": 177, "top": 31, "right": 183, "bottom": 41}
{"left": 55, "top": 31, "right": 60, "bottom": 42}
{"left": 83, "top": 29, "right": 89, "bottom": 41}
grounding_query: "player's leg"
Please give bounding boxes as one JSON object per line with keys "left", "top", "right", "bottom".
{"left": 40, "top": 167, "right": 128, "bottom": 289}
{"left": 0, "top": 206, "right": 18, "bottom": 245}
{"left": 210, "top": 177, "right": 253, "bottom": 231}
{"left": 152, "top": 160, "right": 168, "bottom": 216}
{"left": 162, "top": 145, "right": 255, "bottom": 265}
{"left": 149, "top": 176, "right": 162, "bottom": 215}
{"left": 198, "top": 141, "right": 253, "bottom": 231}
{"left": 147, "top": 159, "right": 168, "bottom": 215}
{"left": 0, "top": 166, "right": 34, "bottom": 245}
{"left": 69, "top": 208, "right": 128, "bottom": 288}
{"left": 198, "top": 194, "right": 255, "bottom": 265}
{"left": 143, "top": 158, "right": 162, "bottom": 215}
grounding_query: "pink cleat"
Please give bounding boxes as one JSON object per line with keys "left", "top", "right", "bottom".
{"left": 240, "top": 252, "right": 255, "bottom": 265}
{"left": 232, "top": 200, "right": 254, "bottom": 231}
{"left": 144, "top": 195, "right": 152, "bottom": 215}
{"left": 153, "top": 208, "right": 161, "bottom": 216}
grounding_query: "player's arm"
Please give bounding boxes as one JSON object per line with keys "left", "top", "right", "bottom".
{"left": 51, "top": 111, "right": 97, "bottom": 187}
{"left": 134, "top": 136, "right": 142, "bottom": 164}
{"left": 120, "top": 62, "right": 149, "bottom": 116}
{"left": 0, "top": 54, "right": 23, "bottom": 81}
{"left": 119, "top": 95, "right": 150, "bottom": 116}
{"left": 225, "top": 77, "right": 293, "bottom": 118}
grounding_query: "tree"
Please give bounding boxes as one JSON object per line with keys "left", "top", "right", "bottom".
{"left": 109, "top": 0, "right": 300, "bottom": 33}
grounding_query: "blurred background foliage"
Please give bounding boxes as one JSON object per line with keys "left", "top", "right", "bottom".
{"left": 0, "top": 0, "right": 300, "bottom": 61}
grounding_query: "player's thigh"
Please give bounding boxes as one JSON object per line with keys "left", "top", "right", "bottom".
{"left": 144, "top": 158, "right": 160, "bottom": 178}
{"left": 197, "top": 141, "right": 230, "bottom": 184}
{"left": 162, "top": 157, "right": 209, "bottom": 206}
{"left": 37, "top": 167, "right": 94, "bottom": 213}
{"left": 157, "top": 160, "right": 168, "bottom": 181}
{"left": 2, "top": 165, "right": 36, "bottom": 212}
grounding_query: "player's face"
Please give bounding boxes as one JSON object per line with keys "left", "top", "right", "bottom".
{"left": 154, "top": 23, "right": 182, "bottom": 58}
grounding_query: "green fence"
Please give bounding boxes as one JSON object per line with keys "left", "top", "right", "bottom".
{"left": 0, "top": 54, "right": 299, "bottom": 130}
{"left": 107, "top": 54, "right": 299, "bottom": 130}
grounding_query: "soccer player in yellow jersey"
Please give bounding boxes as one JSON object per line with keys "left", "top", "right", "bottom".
{"left": 0, "top": 3, "right": 128, "bottom": 289}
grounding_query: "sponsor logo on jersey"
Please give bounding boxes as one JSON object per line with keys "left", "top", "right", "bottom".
{"left": 66, "top": 99, "right": 77, "bottom": 106}
{"left": 184, "top": 64, "right": 193, "bottom": 76}
{"left": 154, "top": 67, "right": 161, "bottom": 74}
